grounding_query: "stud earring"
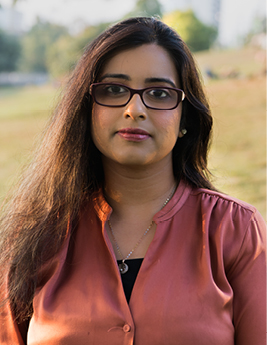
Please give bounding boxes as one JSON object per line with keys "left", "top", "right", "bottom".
{"left": 181, "top": 129, "right": 187, "bottom": 135}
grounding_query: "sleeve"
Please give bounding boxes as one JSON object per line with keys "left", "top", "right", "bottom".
{"left": 0, "top": 277, "right": 26, "bottom": 345}
{"left": 227, "top": 209, "right": 266, "bottom": 345}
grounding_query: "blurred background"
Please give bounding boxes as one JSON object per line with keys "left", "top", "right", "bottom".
{"left": 0, "top": 0, "right": 266, "bottom": 217}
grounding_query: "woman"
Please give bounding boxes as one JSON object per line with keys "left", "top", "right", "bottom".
{"left": 0, "top": 17, "right": 265, "bottom": 345}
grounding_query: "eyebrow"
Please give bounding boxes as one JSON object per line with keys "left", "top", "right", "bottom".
{"left": 144, "top": 77, "right": 176, "bottom": 88}
{"left": 98, "top": 74, "right": 176, "bottom": 88}
{"left": 98, "top": 73, "right": 130, "bottom": 82}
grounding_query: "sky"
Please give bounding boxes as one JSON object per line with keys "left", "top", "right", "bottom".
{"left": 0, "top": 0, "right": 266, "bottom": 46}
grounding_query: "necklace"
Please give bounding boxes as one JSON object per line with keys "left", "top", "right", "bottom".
{"left": 108, "top": 184, "right": 177, "bottom": 274}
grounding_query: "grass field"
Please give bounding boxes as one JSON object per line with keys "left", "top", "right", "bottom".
{"left": 0, "top": 46, "right": 266, "bottom": 217}
{"left": 197, "top": 47, "right": 266, "bottom": 217}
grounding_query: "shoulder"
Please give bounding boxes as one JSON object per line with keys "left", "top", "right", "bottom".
{"left": 182, "top": 186, "right": 266, "bottom": 275}
{"left": 183, "top": 185, "right": 266, "bottom": 246}
{"left": 191, "top": 187, "right": 255, "bottom": 209}
{"left": 188, "top": 186, "right": 266, "bottom": 251}
{"left": 165, "top": 180, "right": 265, "bottom": 228}
{"left": 189, "top": 186, "right": 262, "bottom": 221}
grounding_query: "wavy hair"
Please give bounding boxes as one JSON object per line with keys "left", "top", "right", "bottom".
{"left": 0, "top": 17, "right": 214, "bottom": 321}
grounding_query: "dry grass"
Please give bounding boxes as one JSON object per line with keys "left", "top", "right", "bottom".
{"left": 206, "top": 76, "right": 266, "bottom": 217}
{"left": 195, "top": 46, "right": 266, "bottom": 217}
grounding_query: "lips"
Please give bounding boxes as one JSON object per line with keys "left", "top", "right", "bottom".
{"left": 117, "top": 128, "right": 151, "bottom": 142}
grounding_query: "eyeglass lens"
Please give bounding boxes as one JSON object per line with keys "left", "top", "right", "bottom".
{"left": 93, "top": 84, "right": 183, "bottom": 110}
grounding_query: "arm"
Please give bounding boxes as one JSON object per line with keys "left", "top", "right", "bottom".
{"left": 228, "top": 210, "right": 266, "bottom": 345}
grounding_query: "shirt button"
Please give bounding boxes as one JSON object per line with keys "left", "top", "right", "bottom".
{"left": 123, "top": 324, "right": 131, "bottom": 333}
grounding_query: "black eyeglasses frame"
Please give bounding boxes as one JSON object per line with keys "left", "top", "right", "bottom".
{"left": 89, "top": 82, "right": 186, "bottom": 110}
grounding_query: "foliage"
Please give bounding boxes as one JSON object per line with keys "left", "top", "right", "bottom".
{"left": 19, "top": 19, "right": 69, "bottom": 73}
{"left": 0, "top": 30, "right": 21, "bottom": 71}
{"left": 46, "top": 35, "right": 78, "bottom": 78}
{"left": 125, "top": 0, "right": 162, "bottom": 18}
{"left": 162, "top": 10, "right": 217, "bottom": 51}
{"left": 243, "top": 15, "right": 266, "bottom": 46}
{"left": 46, "top": 22, "right": 109, "bottom": 78}
{"left": 6, "top": 1, "right": 215, "bottom": 77}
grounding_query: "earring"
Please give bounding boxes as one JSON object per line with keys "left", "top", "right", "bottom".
{"left": 181, "top": 129, "right": 187, "bottom": 135}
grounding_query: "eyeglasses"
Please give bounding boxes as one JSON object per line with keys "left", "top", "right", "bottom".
{"left": 89, "top": 83, "right": 185, "bottom": 110}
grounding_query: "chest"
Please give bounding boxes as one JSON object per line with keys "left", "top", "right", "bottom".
{"left": 27, "top": 214, "right": 235, "bottom": 345}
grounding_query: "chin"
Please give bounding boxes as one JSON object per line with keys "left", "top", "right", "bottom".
{"left": 118, "top": 158, "right": 150, "bottom": 167}
{"left": 118, "top": 155, "right": 167, "bottom": 168}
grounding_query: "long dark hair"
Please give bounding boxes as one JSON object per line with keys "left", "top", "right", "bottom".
{"left": 0, "top": 17, "right": 214, "bottom": 321}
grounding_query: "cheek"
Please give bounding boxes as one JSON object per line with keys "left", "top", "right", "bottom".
{"left": 91, "top": 106, "right": 109, "bottom": 138}
{"left": 156, "top": 107, "right": 182, "bottom": 138}
{"left": 91, "top": 106, "right": 119, "bottom": 155}
{"left": 91, "top": 106, "right": 106, "bottom": 148}
{"left": 91, "top": 104, "right": 118, "bottom": 131}
{"left": 91, "top": 105, "right": 104, "bottom": 131}
{"left": 91, "top": 110, "right": 99, "bottom": 145}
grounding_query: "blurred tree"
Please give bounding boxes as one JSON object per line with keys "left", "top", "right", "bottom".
{"left": 0, "top": 30, "right": 21, "bottom": 71}
{"left": 243, "top": 15, "right": 266, "bottom": 45}
{"left": 163, "top": 10, "right": 217, "bottom": 51}
{"left": 126, "top": 0, "right": 162, "bottom": 18}
{"left": 47, "top": 22, "right": 109, "bottom": 78}
{"left": 19, "top": 18, "right": 68, "bottom": 72}
{"left": 47, "top": 35, "right": 77, "bottom": 78}
{"left": 74, "top": 22, "right": 109, "bottom": 53}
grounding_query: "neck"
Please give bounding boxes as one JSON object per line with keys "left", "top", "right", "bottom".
{"left": 102, "top": 157, "right": 177, "bottom": 221}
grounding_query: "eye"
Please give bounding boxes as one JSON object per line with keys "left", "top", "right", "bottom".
{"left": 146, "top": 88, "right": 171, "bottom": 99}
{"left": 104, "top": 84, "right": 128, "bottom": 96}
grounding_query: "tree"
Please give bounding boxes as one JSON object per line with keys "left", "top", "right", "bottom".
{"left": 243, "top": 15, "right": 266, "bottom": 46}
{"left": 162, "top": 10, "right": 217, "bottom": 52}
{"left": 46, "top": 35, "right": 77, "bottom": 78}
{"left": 46, "top": 22, "right": 109, "bottom": 78}
{"left": 0, "top": 30, "right": 21, "bottom": 71}
{"left": 19, "top": 19, "right": 69, "bottom": 73}
{"left": 126, "top": 0, "right": 162, "bottom": 18}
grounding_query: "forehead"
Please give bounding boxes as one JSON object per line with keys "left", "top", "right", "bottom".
{"left": 99, "top": 44, "right": 179, "bottom": 86}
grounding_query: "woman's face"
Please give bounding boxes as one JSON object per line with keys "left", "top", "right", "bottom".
{"left": 91, "top": 43, "right": 184, "bottom": 169}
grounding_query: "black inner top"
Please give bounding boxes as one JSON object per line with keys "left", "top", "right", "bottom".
{"left": 117, "top": 258, "right": 143, "bottom": 303}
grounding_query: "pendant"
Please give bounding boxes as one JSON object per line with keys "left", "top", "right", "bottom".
{"left": 119, "top": 261, "right": 128, "bottom": 274}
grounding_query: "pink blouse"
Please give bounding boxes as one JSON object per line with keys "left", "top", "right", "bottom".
{"left": 1, "top": 180, "right": 266, "bottom": 344}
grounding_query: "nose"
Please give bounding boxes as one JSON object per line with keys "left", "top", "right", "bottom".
{"left": 123, "top": 94, "right": 147, "bottom": 120}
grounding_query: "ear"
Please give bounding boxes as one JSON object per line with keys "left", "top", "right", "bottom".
{"left": 178, "top": 129, "right": 187, "bottom": 138}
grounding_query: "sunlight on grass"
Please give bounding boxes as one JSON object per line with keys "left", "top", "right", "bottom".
{"left": 0, "top": 85, "right": 60, "bottom": 120}
{"left": 207, "top": 77, "right": 266, "bottom": 216}
{"left": 0, "top": 85, "right": 59, "bottom": 201}
{"left": 194, "top": 47, "right": 266, "bottom": 218}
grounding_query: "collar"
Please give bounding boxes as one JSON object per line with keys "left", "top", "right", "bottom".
{"left": 92, "top": 180, "right": 192, "bottom": 224}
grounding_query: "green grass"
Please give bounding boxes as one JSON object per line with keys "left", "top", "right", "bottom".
{"left": 0, "top": 85, "right": 60, "bottom": 120}
{"left": 0, "top": 85, "right": 60, "bottom": 200}
{"left": 0, "top": 47, "right": 266, "bottom": 218}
